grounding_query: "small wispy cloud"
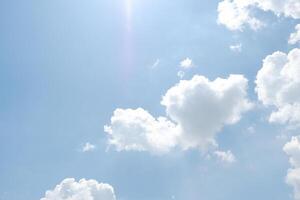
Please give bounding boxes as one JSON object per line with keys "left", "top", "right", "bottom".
{"left": 177, "top": 71, "right": 185, "bottom": 79}
{"left": 214, "top": 150, "right": 236, "bottom": 164}
{"left": 151, "top": 59, "right": 160, "bottom": 69}
{"left": 180, "top": 58, "right": 193, "bottom": 69}
{"left": 247, "top": 125, "right": 255, "bottom": 134}
{"left": 229, "top": 43, "right": 242, "bottom": 52}
{"left": 81, "top": 142, "right": 96, "bottom": 152}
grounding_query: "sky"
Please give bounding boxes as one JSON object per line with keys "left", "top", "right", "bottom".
{"left": 1, "top": 0, "right": 300, "bottom": 200}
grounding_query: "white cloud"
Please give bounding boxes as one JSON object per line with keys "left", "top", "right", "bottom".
{"left": 230, "top": 43, "right": 242, "bottom": 52}
{"left": 180, "top": 58, "right": 193, "bottom": 69}
{"left": 104, "top": 108, "right": 179, "bottom": 154}
{"left": 255, "top": 0, "right": 300, "bottom": 19}
{"left": 217, "top": 0, "right": 263, "bottom": 31}
{"left": 214, "top": 150, "right": 236, "bottom": 163}
{"left": 161, "top": 74, "right": 252, "bottom": 150}
{"left": 151, "top": 59, "right": 160, "bottom": 69}
{"left": 218, "top": 0, "right": 300, "bottom": 31}
{"left": 41, "top": 178, "right": 116, "bottom": 200}
{"left": 284, "top": 136, "right": 300, "bottom": 200}
{"left": 255, "top": 48, "right": 300, "bottom": 126}
{"left": 82, "top": 142, "right": 96, "bottom": 152}
{"left": 289, "top": 24, "right": 300, "bottom": 45}
{"left": 247, "top": 125, "right": 255, "bottom": 134}
{"left": 287, "top": 168, "right": 300, "bottom": 200}
{"left": 284, "top": 137, "right": 300, "bottom": 168}
{"left": 177, "top": 71, "right": 185, "bottom": 79}
{"left": 104, "top": 74, "right": 252, "bottom": 153}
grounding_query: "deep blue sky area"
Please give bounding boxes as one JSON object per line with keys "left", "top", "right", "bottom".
{"left": 0, "top": 0, "right": 299, "bottom": 200}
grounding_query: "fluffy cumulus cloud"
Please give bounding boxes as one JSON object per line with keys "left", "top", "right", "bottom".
{"left": 289, "top": 24, "right": 300, "bottom": 45}
{"left": 104, "top": 108, "right": 179, "bottom": 154}
{"left": 41, "top": 178, "right": 116, "bottom": 200}
{"left": 218, "top": 0, "right": 300, "bottom": 31}
{"left": 105, "top": 74, "right": 252, "bottom": 153}
{"left": 217, "top": 0, "right": 263, "bottom": 31}
{"left": 255, "top": 48, "right": 300, "bottom": 126}
{"left": 161, "top": 74, "right": 252, "bottom": 150}
{"left": 284, "top": 137, "right": 300, "bottom": 200}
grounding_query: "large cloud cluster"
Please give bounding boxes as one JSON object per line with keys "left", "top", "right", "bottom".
{"left": 218, "top": 0, "right": 300, "bottom": 31}
{"left": 41, "top": 178, "right": 116, "bottom": 200}
{"left": 255, "top": 48, "right": 300, "bottom": 126}
{"left": 105, "top": 74, "right": 251, "bottom": 153}
{"left": 284, "top": 137, "right": 300, "bottom": 200}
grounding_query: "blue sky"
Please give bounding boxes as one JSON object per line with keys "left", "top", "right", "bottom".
{"left": 1, "top": 0, "right": 300, "bottom": 200}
